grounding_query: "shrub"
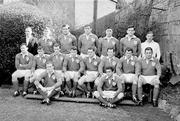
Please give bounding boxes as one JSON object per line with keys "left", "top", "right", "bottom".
{"left": 0, "top": 2, "right": 51, "bottom": 84}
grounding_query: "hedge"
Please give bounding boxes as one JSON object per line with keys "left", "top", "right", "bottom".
{"left": 0, "top": 2, "right": 51, "bottom": 84}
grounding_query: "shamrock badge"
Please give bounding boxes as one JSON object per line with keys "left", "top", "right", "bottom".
{"left": 76, "top": 59, "right": 80, "bottom": 63}
{"left": 152, "top": 62, "right": 156, "bottom": 66}
{"left": 93, "top": 61, "right": 97, "bottom": 65}
{"left": 48, "top": 41, "right": 53, "bottom": 46}
{"left": 26, "top": 56, "right": 29, "bottom": 61}
{"left": 131, "top": 61, "right": 135, "bottom": 66}
{"left": 51, "top": 74, "right": 56, "bottom": 80}
{"left": 112, "top": 82, "right": 116, "bottom": 86}
{"left": 112, "top": 41, "right": 115, "bottom": 45}
{"left": 69, "top": 38, "right": 72, "bottom": 42}
{"left": 91, "top": 38, "right": 95, "bottom": 42}
{"left": 112, "top": 61, "right": 116, "bottom": 66}
{"left": 42, "top": 59, "right": 46, "bottom": 63}
{"left": 134, "top": 41, "right": 137, "bottom": 45}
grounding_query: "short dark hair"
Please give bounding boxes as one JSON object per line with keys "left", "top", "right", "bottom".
{"left": 107, "top": 47, "right": 115, "bottom": 52}
{"left": 127, "top": 25, "right": 135, "bottom": 29}
{"left": 105, "top": 66, "right": 114, "bottom": 72}
{"left": 88, "top": 46, "right": 96, "bottom": 52}
{"left": 125, "top": 47, "right": 133, "bottom": 53}
{"left": 53, "top": 43, "right": 60, "bottom": 48}
{"left": 71, "top": 46, "right": 77, "bottom": 51}
{"left": 146, "top": 31, "right": 153, "bottom": 35}
{"left": 84, "top": 24, "right": 91, "bottom": 28}
{"left": 20, "top": 43, "right": 27, "bottom": 47}
{"left": 37, "top": 46, "right": 44, "bottom": 50}
{"left": 62, "top": 24, "right": 70, "bottom": 29}
{"left": 145, "top": 47, "right": 153, "bottom": 53}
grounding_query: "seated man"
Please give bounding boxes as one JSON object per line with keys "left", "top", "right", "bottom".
{"left": 93, "top": 67, "right": 124, "bottom": 108}
{"left": 34, "top": 61, "right": 62, "bottom": 105}
{"left": 49, "top": 43, "right": 65, "bottom": 94}
{"left": 63, "top": 46, "right": 84, "bottom": 97}
{"left": 137, "top": 47, "right": 161, "bottom": 107}
{"left": 78, "top": 47, "right": 101, "bottom": 98}
{"left": 29, "top": 46, "right": 49, "bottom": 95}
{"left": 12, "top": 43, "right": 34, "bottom": 97}
{"left": 116, "top": 47, "right": 139, "bottom": 103}
{"left": 95, "top": 48, "right": 119, "bottom": 86}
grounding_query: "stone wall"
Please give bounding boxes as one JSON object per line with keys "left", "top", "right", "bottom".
{"left": 149, "top": 0, "right": 180, "bottom": 73}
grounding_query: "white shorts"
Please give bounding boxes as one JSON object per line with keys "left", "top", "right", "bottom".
{"left": 80, "top": 53, "right": 89, "bottom": 59}
{"left": 139, "top": 75, "right": 160, "bottom": 85}
{"left": 100, "top": 55, "right": 106, "bottom": 59}
{"left": 55, "top": 70, "right": 64, "bottom": 78}
{"left": 94, "top": 73, "right": 106, "bottom": 86}
{"left": 78, "top": 71, "right": 98, "bottom": 85}
{"left": 93, "top": 91, "right": 124, "bottom": 99}
{"left": 12, "top": 70, "right": 32, "bottom": 82}
{"left": 34, "top": 69, "right": 46, "bottom": 78}
{"left": 120, "top": 73, "right": 138, "bottom": 84}
{"left": 65, "top": 71, "right": 80, "bottom": 81}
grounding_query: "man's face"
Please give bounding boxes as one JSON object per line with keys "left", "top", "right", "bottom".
{"left": 20, "top": 45, "right": 28, "bottom": 54}
{"left": 46, "top": 63, "right": 54, "bottom": 73}
{"left": 107, "top": 49, "right": 114, "bottom": 58}
{"left": 44, "top": 29, "right": 51, "bottom": 37}
{"left": 53, "top": 46, "right": 60, "bottom": 54}
{"left": 87, "top": 49, "right": 95, "bottom": 58}
{"left": 62, "top": 27, "right": 69, "bottom": 35}
{"left": 84, "top": 26, "right": 92, "bottom": 35}
{"left": 25, "top": 28, "right": 32, "bottom": 37}
{"left": 37, "top": 49, "right": 44, "bottom": 56}
{"left": 145, "top": 50, "right": 153, "bottom": 59}
{"left": 106, "top": 29, "right": 112, "bottom": 37}
{"left": 146, "top": 33, "right": 153, "bottom": 41}
{"left": 106, "top": 69, "right": 113, "bottom": 77}
{"left": 125, "top": 50, "right": 133, "bottom": 59}
{"left": 127, "top": 28, "right": 135, "bottom": 36}
{"left": 70, "top": 49, "right": 77, "bottom": 57}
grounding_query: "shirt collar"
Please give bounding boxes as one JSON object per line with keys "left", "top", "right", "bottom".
{"left": 124, "top": 56, "right": 133, "bottom": 60}
{"left": 84, "top": 33, "right": 93, "bottom": 36}
{"left": 145, "top": 40, "right": 154, "bottom": 43}
{"left": 104, "top": 36, "right": 113, "bottom": 40}
{"left": 21, "top": 52, "right": 28, "bottom": 56}
{"left": 126, "top": 35, "right": 136, "bottom": 39}
{"left": 105, "top": 74, "right": 115, "bottom": 80}
{"left": 143, "top": 57, "right": 154, "bottom": 61}
{"left": 47, "top": 71, "right": 55, "bottom": 77}
{"left": 37, "top": 54, "right": 46, "bottom": 58}
{"left": 69, "top": 54, "right": 78, "bottom": 58}
{"left": 89, "top": 55, "right": 97, "bottom": 59}
{"left": 107, "top": 56, "right": 115, "bottom": 60}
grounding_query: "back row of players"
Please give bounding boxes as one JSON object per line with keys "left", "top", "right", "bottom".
{"left": 12, "top": 24, "right": 161, "bottom": 107}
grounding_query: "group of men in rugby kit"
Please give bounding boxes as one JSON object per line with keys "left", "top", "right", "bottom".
{"left": 11, "top": 24, "right": 161, "bottom": 108}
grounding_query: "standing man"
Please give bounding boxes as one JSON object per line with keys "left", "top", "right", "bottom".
{"left": 25, "top": 27, "right": 38, "bottom": 55}
{"left": 119, "top": 25, "right": 141, "bottom": 57}
{"left": 49, "top": 44, "right": 65, "bottom": 92}
{"left": 116, "top": 48, "right": 139, "bottom": 103}
{"left": 12, "top": 43, "right": 34, "bottom": 97}
{"left": 34, "top": 61, "right": 63, "bottom": 105}
{"left": 78, "top": 25, "right": 99, "bottom": 58}
{"left": 39, "top": 27, "right": 56, "bottom": 55}
{"left": 93, "top": 66, "right": 124, "bottom": 108}
{"left": 78, "top": 47, "right": 101, "bottom": 98}
{"left": 63, "top": 46, "right": 84, "bottom": 97}
{"left": 99, "top": 29, "right": 119, "bottom": 58}
{"left": 141, "top": 31, "right": 161, "bottom": 60}
{"left": 57, "top": 24, "right": 77, "bottom": 54}
{"left": 137, "top": 47, "right": 161, "bottom": 107}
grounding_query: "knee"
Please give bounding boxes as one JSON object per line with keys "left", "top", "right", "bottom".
{"left": 78, "top": 77, "right": 85, "bottom": 85}
{"left": 117, "top": 92, "right": 124, "bottom": 99}
{"left": 12, "top": 74, "right": 18, "bottom": 82}
{"left": 93, "top": 91, "right": 100, "bottom": 98}
{"left": 138, "top": 76, "right": 143, "bottom": 87}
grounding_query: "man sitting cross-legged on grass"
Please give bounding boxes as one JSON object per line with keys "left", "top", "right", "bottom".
{"left": 93, "top": 66, "right": 124, "bottom": 108}
{"left": 63, "top": 46, "right": 84, "bottom": 97}
{"left": 78, "top": 47, "right": 101, "bottom": 98}
{"left": 137, "top": 47, "right": 161, "bottom": 107}
{"left": 12, "top": 43, "right": 34, "bottom": 97}
{"left": 116, "top": 47, "right": 139, "bottom": 103}
{"left": 33, "top": 61, "right": 63, "bottom": 105}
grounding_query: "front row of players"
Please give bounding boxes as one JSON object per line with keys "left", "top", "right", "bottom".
{"left": 12, "top": 43, "right": 161, "bottom": 107}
